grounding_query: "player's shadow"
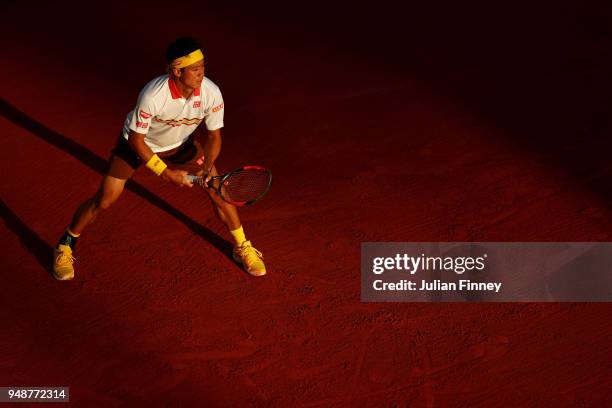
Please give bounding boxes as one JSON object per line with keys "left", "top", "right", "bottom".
{"left": 0, "top": 198, "right": 55, "bottom": 277}
{"left": 0, "top": 99, "right": 233, "bottom": 261}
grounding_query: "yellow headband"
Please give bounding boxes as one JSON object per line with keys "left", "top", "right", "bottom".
{"left": 172, "top": 49, "right": 204, "bottom": 68}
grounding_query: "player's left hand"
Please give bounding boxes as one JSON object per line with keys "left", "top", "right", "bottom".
{"left": 202, "top": 165, "right": 217, "bottom": 186}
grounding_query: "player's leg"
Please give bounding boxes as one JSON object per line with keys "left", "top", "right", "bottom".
{"left": 69, "top": 175, "right": 127, "bottom": 234}
{"left": 53, "top": 152, "right": 135, "bottom": 281}
{"left": 204, "top": 170, "right": 240, "bottom": 229}
{"left": 204, "top": 165, "right": 266, "bottom": 276}
{"left": 175, "top": 138, "right": 266, "bottom": 276}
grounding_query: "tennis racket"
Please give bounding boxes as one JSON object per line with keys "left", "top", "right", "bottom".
{"left": 187, "top": 166, "right": 272, "bottom": 206}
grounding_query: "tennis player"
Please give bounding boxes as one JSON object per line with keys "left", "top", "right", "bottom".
{"left": 53, "top": 37, "right": 266, "bottom": 280}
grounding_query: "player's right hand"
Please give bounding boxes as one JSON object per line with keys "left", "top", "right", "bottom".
{"left": 161, "top": 169, "right": 193, "bottom": 187}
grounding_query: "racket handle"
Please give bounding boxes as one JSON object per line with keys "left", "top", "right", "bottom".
{"left": 186, "top": 174, "right": 218, "bottom": 187}
{"left": 186, "top": 174, "right": 200, "bottom": 184}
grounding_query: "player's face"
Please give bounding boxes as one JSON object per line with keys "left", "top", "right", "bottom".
{"left": 179, "top": 60, "right": 205, "bottom": 89}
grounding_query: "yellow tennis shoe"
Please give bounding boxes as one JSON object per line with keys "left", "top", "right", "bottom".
{"left": 233, "top": 241, "right": 266, "bottom": 276}
{"left": 53, "top": 244, "right": 75, "bottom": 280}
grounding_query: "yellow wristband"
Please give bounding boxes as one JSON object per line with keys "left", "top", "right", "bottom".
{"left": 146, "top": 154, "right": 168, "bottom": 176}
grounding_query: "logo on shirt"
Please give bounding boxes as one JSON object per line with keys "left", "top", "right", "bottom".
{"left": 193, "top": 101, "right": 201, "bottom": 108}
{"left": 139, "top": 110, "right": 152, "bottom": 119}
{"left": 212, "top": 103, "right": 224, "bottom": 113}
{"left": 136, "top": 121, "right": 149, "bottom": 129}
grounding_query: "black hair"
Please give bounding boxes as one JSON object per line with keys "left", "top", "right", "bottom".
{"left": 165, "top": 37, "right": 201, "bottom": 64}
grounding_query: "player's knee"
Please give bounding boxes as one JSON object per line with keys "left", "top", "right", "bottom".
{"left": 93, "top": 178, "right": 125, "bottom": 211}
{"left": 204, "top": 185, "right": 216, "bottom": 197}
{"left": 94, "top": 192, "right": 119, "bottom": 211}
{"left": 220, "top": 201, "right": 235, "bottom": 211}
{"left": 205, "top": 187, "right": 223, "bottom": 204}
{"left": 98, "top": 197, "right": 115, "bottom": 210}
{"left": 211, "top": 194, "right": 229, "bottom": 210}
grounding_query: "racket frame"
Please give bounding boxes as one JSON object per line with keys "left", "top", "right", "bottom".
{"left": 186, "top": 166, "right": 272, "bottom": 206}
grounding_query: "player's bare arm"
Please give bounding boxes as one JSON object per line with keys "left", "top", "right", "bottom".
{"left": 201, "top": 128, "right": 222, "bottom": 182}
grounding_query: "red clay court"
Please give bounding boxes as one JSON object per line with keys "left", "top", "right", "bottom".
{"left": 1, "top": 1, "right": 611, "bottom": 406}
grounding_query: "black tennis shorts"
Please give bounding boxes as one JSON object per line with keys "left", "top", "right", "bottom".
{"left": 107, "top": 133, "right": 205, "bottom": 179}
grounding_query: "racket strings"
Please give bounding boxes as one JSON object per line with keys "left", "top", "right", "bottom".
{"left": 222, "top": 170, "right": 271, "bottom": 203}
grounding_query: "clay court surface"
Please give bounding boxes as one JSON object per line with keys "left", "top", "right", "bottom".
{"left": 1, "top": 1, "right": 611, "bottom": 406}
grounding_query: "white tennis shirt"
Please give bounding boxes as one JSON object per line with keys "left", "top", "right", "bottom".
{"left": 122, "top": 75, "right": 224, "bottom": 152}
